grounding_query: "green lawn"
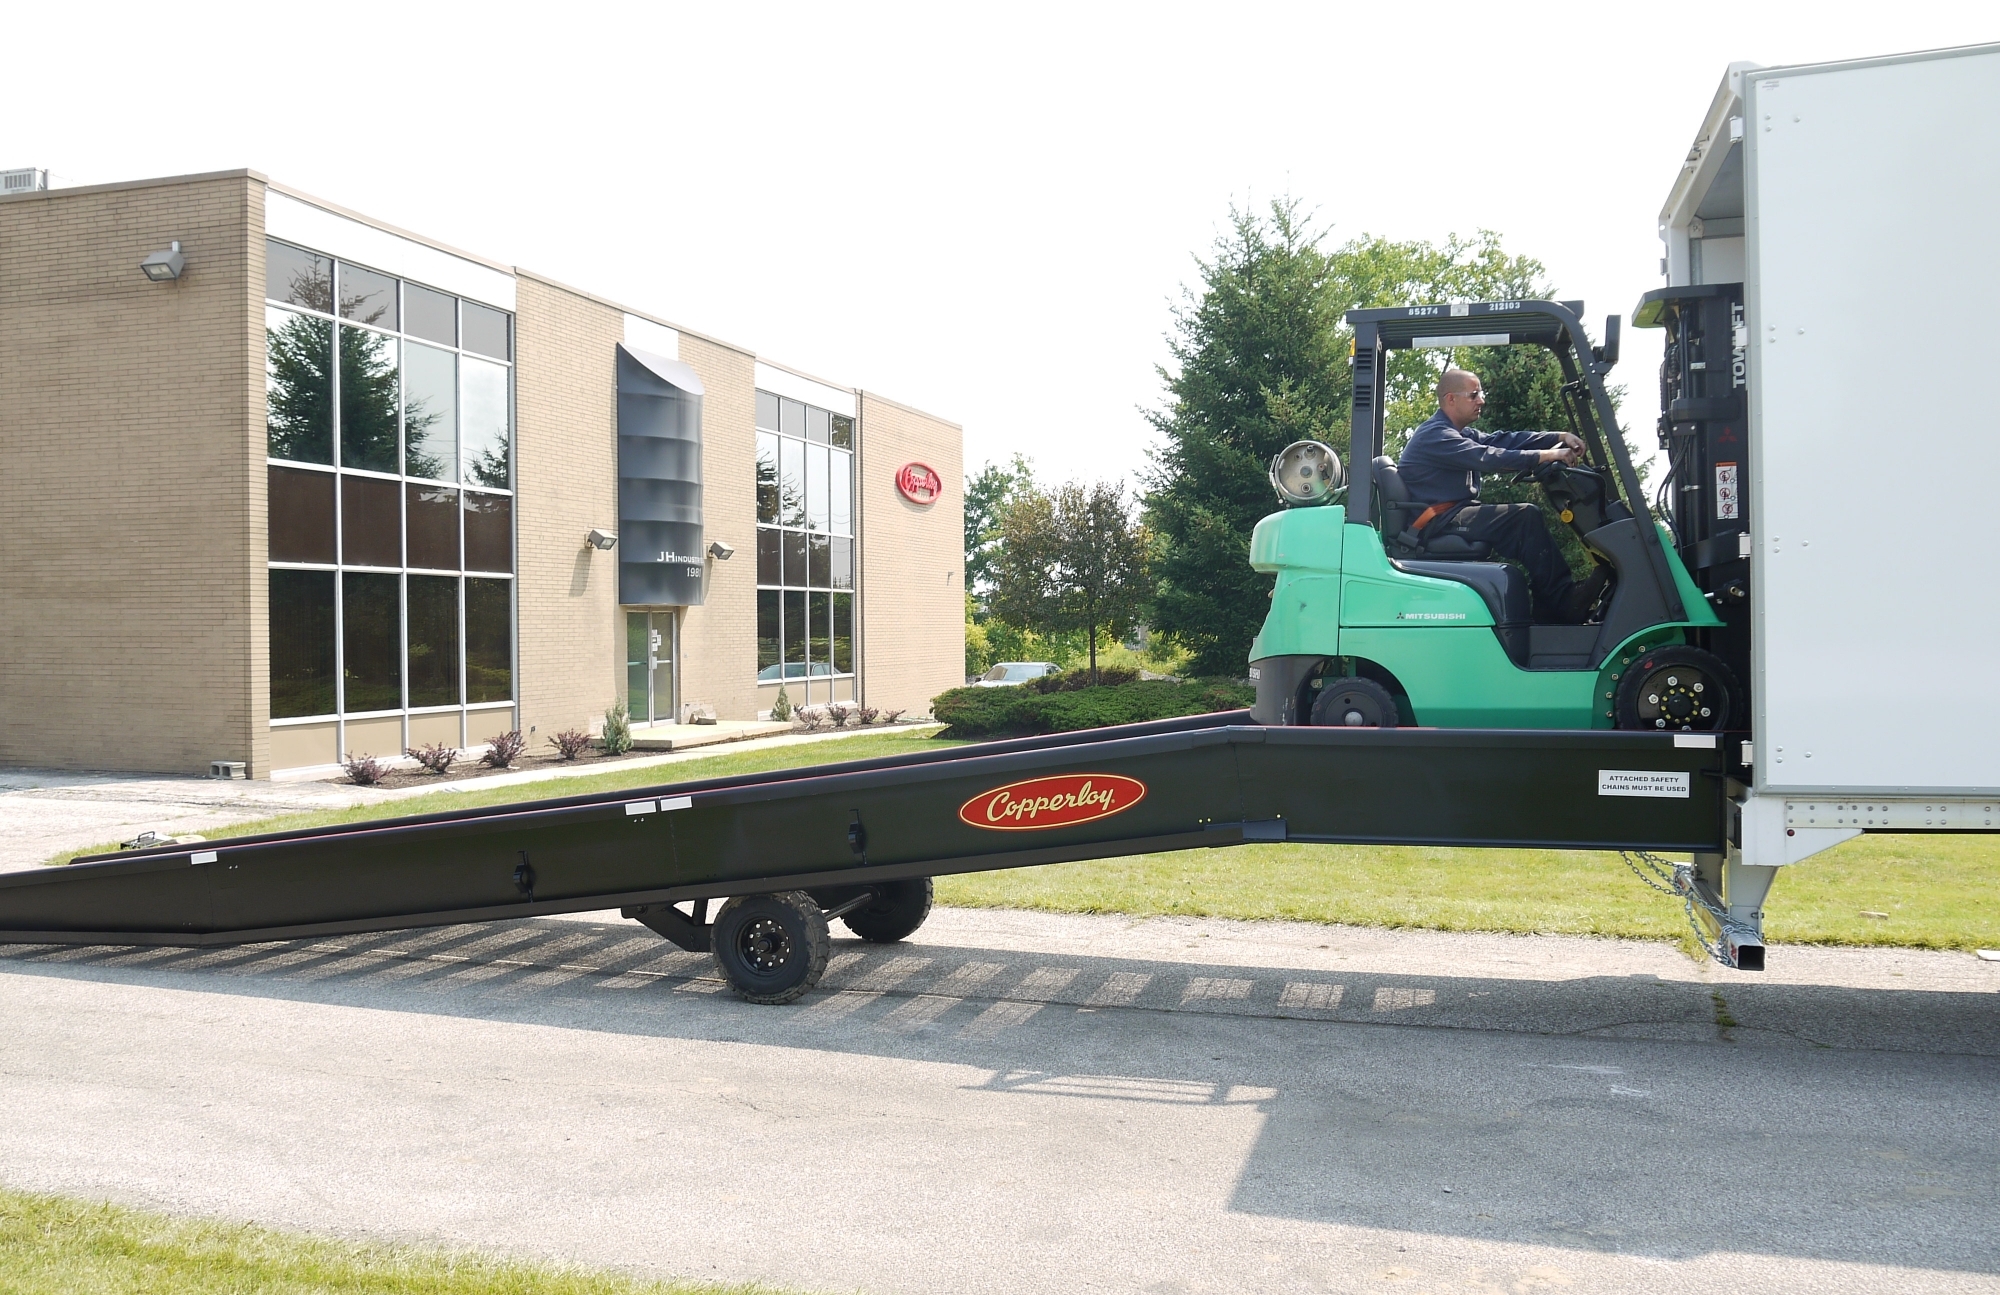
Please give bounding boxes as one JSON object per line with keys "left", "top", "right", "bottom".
{"left": 50, "top": 730, "right": 1999, "bottom": 953}
{"left": 0, "top": 1188, "right": 797, "bottom": 1295}
{"left": 49, "top": 731, "right": 960, "bottom": 866}
{"left": 936, "top": 832, "right": 2000, "bottom": 952}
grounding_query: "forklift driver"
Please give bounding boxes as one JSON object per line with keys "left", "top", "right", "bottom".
{"left": 1397, "top": 368, "right": 1610, "bottom": 623}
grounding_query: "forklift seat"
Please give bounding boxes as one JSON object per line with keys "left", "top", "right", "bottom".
{"left": 1373, "top": 457, "right": 1492, "bottom": 559}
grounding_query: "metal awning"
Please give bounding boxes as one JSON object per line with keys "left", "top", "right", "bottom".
{"left": 618, "top": 344, "right": 705, "bottom": 396}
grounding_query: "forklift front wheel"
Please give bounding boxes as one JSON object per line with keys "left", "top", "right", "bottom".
{"left": 1614, "top": 646, "right": 1740, "bottom": 732}
{"left": 711, "top": 891, "right": 831, "bottom": 1004}
{"left": 1311, "top": 677, "right": 1400, "bottom": 728}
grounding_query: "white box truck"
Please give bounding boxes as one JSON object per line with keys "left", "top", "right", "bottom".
{"left": 1640, "top": 41, "right": 2000, "bottom": 962}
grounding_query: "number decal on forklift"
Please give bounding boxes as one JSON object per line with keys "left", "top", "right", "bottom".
{"left": 960, "top": 774, "right": 1147, "bottom": 831}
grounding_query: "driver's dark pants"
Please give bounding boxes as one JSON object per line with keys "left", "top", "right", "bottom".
{"left": 1432, "top": 503, "right": 1577, "bottom": 620}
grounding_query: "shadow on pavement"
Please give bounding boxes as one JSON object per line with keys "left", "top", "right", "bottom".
{"left": 3, "top": 917, "right": 1996, "bottom": 1273}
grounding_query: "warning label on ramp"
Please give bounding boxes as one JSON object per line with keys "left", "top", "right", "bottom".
{"left": 1598, "top": 770, "right": 1692, "bottom": 799}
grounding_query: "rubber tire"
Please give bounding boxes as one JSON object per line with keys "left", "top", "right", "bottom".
{"left": 840, "top": 878, "right": 934, "bottom": 944}
{"left": 1311, "top": 677, "right": 1400, "bottom": 728}
{"left": 1615, "top": 646, "right": 1741, "bottom": 732}
{"left": 710, "top": 891, "right": 830, "bottom": 1004}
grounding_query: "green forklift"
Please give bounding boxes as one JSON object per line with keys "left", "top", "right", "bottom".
{"left": 1248, "top": 298, "right": 1740, "bottom": 733}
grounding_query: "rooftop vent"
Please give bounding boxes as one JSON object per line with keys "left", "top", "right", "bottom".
{"left": 2, "top": 168, "right": 49, "bottom": 195}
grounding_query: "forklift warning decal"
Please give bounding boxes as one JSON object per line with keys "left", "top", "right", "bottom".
{"left": 960, "top": 774, "right": 1148, "bottom": 830}
{"left": 1597, "top": 770, "right": 1692, "bottom": 799}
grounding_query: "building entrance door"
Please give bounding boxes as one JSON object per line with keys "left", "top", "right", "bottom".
{"left": 624, "top": 610, "right": 678, "bottom": 725}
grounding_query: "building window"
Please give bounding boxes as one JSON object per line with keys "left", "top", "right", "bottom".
{"left": 264, "top": 238, "right": 514, "bottom": 743}
{"left": 755, "top": 392, "right": 854, "bottom": 701}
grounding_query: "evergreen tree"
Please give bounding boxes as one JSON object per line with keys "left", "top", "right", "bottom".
{"left": 1144, "top": 200, "right": 1348, "bottom": 677}
{"left": 1144, "top": 201, "right": 1593, "bottom": 674}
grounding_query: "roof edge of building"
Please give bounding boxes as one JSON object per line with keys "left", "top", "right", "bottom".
{"left": 512, "top": 267, "right": 754, "bottom": 361}
{"left": 858, "top": 389, "right": 963, "bottom": 432}
{"left": 265, "top": 179, "right": 518, "bottom": 277}
{"left": 0, "top": 167, "right": 266, "bottom": 206}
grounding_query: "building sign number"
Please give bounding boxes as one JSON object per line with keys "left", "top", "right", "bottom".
{"left": 896, "top": 462, "right": 942, "bottom": 506}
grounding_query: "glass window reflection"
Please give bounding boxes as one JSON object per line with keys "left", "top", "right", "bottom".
{"left": 341, "top": 572, "right": 402, "bottom": 713}
{"left": 756, "top": 431, "right": 779, "bottom": 524}
{"left": 465, "top": 578, "right": 512, "bottom": 702}
{"left": 406, "top": 574, "right": 460, "bottom": 707}
{"left": 267, "top": 307, "right": 334, "bottom": 463}
{"left": 404, "top": 342, "right": 457, "bottom": 481}
{"left": 266, "top": 241, "right": 332, "bottom": 312}
{"left": 339, "top": 327, "right": 400, "bottom": 473}
{"left": 779, "top": 436, "right": 804, "bottom": 528}
{"left": 460, "top": 357, "right": 510, "bottom": 488}
{"left": 462, "top": 301, "right": 510, "bottom": 360}
{"left": 338, "top": 263, "right": 398, "bottom": 330}
{"left": 403, "top": 282, "right": 456, "bottom": 347}
{"left": 806, "top": 442, "right": 829, "bottom": 532}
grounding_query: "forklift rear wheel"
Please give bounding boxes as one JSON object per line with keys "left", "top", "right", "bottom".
{"left": 1614, "top": 646, "right": 1740, "bottom": 732}
{"left": 711, "top": 891, "right": 830, "bottom": 1004}
{"left": 840, "top": 877, "right": 934, "bottom": 943}
{"left": 1311, "top": 677, "right": 1400, "bottom": 728}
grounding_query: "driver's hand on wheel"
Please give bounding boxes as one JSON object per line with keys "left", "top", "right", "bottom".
{"left": 1556, "top": 432, "right": 1585, "bottom": 451}
{"left": 1537, "top": 445, "right": 1578, "bottom": 465}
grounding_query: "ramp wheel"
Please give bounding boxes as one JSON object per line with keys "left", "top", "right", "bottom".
{"left": 1615, "top": 646, "right": 1740, "bottom": 732}
{"left": 840, "top": 878, "right": 934, "bottom": 944}
{"left": 711, "top": 892, "right": 830, "bottom": 1004}
{"left": 1311, "top": 677, "right": 1399, "bottom": 727}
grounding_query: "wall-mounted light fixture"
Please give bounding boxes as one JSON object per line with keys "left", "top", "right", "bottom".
{"left": 587, "top": 528, "right": 618, "bottom": 551}
{"left": 707, "top": 540, "right": 735, "bottom": 561}
{"left": 139, "top": 240, "right": 185, "bottom": 282}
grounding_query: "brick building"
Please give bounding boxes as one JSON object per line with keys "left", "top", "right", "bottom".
{"left": 0, "top": 170, "right": 964, "bottom": 777}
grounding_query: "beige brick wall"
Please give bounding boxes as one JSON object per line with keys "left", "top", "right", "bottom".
{"left": 857, "top": 393, "right": 964, "bottom": 717}
{"left": 513, "top": 273, "right": 623, "bottom": 740}
{"left": 0, "top": 172, "right": 265, "bottom": 774}
{"left": 676, "top": 335, "right": 760, "bottom": 721}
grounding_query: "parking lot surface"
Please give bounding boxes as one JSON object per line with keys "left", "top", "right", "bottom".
{"left": 1, "top": 908, "right": 1995, "bottom": 1294}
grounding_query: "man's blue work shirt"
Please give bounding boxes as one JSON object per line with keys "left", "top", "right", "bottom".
{"left": 1396, "top": 408, "right": 1562, "bottom": 505}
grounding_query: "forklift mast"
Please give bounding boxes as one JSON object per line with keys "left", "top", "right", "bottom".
{"left": 1632, "top": 283, "right": 1752, "bottom": 711}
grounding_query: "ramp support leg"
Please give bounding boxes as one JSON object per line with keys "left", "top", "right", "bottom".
{"left": 626, "top": 899, "right": 711, "bottom": 953}
{"left": 1684, "top": 850, "right": 1777, "bottom": 971}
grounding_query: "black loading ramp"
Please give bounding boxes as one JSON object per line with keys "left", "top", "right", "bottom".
{"left": 0, "top": 712, "right": 1725, "bottom": 951}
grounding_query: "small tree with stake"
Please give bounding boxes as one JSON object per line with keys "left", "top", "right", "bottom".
{"left": 990, "top": 480, "right": 1149, "bottom": 686}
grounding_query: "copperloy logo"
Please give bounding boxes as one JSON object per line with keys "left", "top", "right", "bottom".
{"left": 897, "top": 462, "right": 943, "bottom": 505}
{"left": 959, "top": 774, "right": 1147, "bottom": 831}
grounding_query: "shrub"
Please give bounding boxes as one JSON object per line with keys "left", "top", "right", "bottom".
{"left": 794, "top": 706, "right": 826, "bottom": 731}
{"left": 343, "top": 753, "right": 387, "bottom": 786}
{"left": 855, "top": 704, "right": 881, "bottom": 725}
{"left": 407, "top": 742, "right": 458, "bottom": 775}
{"left": 771, "top": 684, "right": 793, "bottom": 722}
{"left": 548, "top": 728, "right": 592, "bottom": 760}
{"left": 828, "top": 706, "right": 853, "bottom": 729}
{"left": 1028, "top": 664, "right": 1140, "bottom": 694}
{"left": 930, "top": 678, "right": 1254, "bottom": 739}
{"left": 883, "top": 708, "right": 906, "bottom": 724}
{"left": 601, "top": 702, "right": 633, "bottom": 755}
{"left": 482, "top": 729, "right": 527, "bottom": 768}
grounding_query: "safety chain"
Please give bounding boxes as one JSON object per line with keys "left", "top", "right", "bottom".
{"left": 1620, "top": 850, "right": 1734, "bottom": 965}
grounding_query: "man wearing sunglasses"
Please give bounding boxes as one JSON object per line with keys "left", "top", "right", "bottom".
{"left": 1396, "top": 367, "right": 1610, "bottom": 623}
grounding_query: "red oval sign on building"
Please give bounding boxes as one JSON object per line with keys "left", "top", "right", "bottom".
{"left": 959, "top": 774, "right": 1147, "bottom": 832}
{"left": 896, "top": 462, "right": 943, "bottom": 506}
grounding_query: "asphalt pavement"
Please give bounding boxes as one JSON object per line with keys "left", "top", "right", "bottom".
{"left": 1, "top": 907, "right": 1994, "bottom": 1294}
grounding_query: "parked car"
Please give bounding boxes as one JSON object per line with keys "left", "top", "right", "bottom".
{"left": 973, "top": 661, "right": 1058, "bottom": 687}
{"left": 758, "top": 661, "right": 836, "bottom": 681}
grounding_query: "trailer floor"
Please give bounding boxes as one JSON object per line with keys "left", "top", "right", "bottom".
{"left": 1, "top": 909, "right": 1994, "bottom": 1295}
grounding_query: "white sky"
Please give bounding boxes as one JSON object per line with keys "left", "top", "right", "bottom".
{"left": 8, "top": 2, "right": 1992, "bottom": 488}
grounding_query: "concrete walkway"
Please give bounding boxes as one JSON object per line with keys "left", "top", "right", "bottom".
{"left": 0, "top": 723, "right": 940, "bottom": 873}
